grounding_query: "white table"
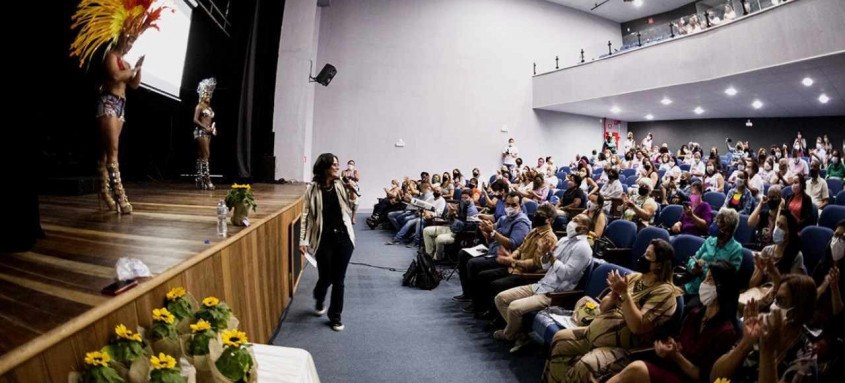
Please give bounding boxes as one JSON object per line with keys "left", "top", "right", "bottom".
{"left": 253, "top": 344, "right": 320, "bottom": 383}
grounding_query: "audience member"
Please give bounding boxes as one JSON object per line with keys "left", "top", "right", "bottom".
{"left": 672, "top": 182, "right": 713, "bottom": 236}
{"left": 807, "top": 160, "right": 830, "bottom": 209}
{"left": 786, "top": 174, "right": 815, "bottom": 230}
{"left": 684, "top": 207, "right": 743, "bottom": 297}
{"left": 723, "top": 170, "right": 756, "bottom": 215}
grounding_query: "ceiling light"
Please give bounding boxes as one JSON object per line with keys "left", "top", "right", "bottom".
{"left": 645, "top": 114, "right": 654, "bottom": 120}
{"left": 745, "top": 119, "right": 753, "bottom": 127}
{"left": 752, "top": 100, "right": 764, "bottom": 109}
{"left": 660, "top": 97, "right": 672, "bottom": 105}
{"left": 610, "top": 106, "right": 621, "bottom": 113}
{"left": 802, "top": 77, "right": 814, "bottom": 87}
{"left": 724, "top": 87, "right": 737, "bottom": 96}
{"left": 818, "top": 94, "right": 830, "bottom": 104}
{"left": 693, "top": 106, "right": 704, "bottom": 114}
{"left": 633, "top": 0, "right": 644, "bottom": 6}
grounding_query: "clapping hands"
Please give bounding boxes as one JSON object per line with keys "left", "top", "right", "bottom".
{"left": 654, "top": 337, "right": 681, "bottom": 359}
{"left": 607, "top": 270, "right": 628, "bottom": 296}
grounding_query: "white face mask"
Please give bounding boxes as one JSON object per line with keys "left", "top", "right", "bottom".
{"left": 699, "top": 281, "right": 718, "bottom": 306}
{"left": 505, "top": 207, "right": 520, "bottom": 218}
{"left": 772, "top": 227, "right": 786, "bottom": 245}
{"left": 832, "top": 237, "right": 845, "bottom": 261}
{"left": 566, "top": 221, "right": 579, "bottom": 238}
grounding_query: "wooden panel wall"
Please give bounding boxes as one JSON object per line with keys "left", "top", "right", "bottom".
{"left": 1, "top": 200, "right": 302, "bottom": 382}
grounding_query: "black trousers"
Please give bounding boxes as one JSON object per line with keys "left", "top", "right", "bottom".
{"left": 313, "top": 228, "right": 354, "bottom": 322}
{"left": 459, "top": 252, "right": 503, "bottom": 297}
{"left": 471, "top": 266, "right": 510, "bottom": 310}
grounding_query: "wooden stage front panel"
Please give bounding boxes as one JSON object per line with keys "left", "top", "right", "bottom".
{"left": 0, "top": 182, "right": 305, "bottom": 381}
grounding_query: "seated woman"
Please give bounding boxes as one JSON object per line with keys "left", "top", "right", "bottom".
{"left": 683, "top": 208, "right": 743, "bottom": 298}
{"left": 722, "top": 170, "right": 756, "bottom": 215}
{"left": 585, "top": 194, "right": 607, "bottom": 244}
{"left": 608, "top": 260, "right": 741, "bottom": 383}
{"left": 622, "top": 178, "right": 659, "bottom": 228}
{"left": 748, "top": 207, "right": 805, "bottom": 293}
{"left": 544, "top": 239, "right": 681, "bottom": 383}
{"left": 523, "top": 175, "right": 549, "bottom": 203}
{"left": 711, "top": 274, "right": 818, "bottom": 383}
{"left": 671, "top": 181, "right": 713, "bottom": 236}
{"left": 440, "top": 172, "right": 454, "bottom": 199}
{"left": 703, "top": 160, "right": 725, "bottom": 193}
{"left": 785, "top": 174, "right": 815, "bottom": 231}
{"left": 811, "top": 219, "right": 844, "bottom": 326}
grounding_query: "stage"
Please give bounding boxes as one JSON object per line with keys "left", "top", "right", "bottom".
{"left": 0, "top": 182, "right": 306, "bottom": 381}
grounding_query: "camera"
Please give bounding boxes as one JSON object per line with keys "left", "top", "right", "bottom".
{"left": 726, "top": 138, "right": 733, "bottom": 143}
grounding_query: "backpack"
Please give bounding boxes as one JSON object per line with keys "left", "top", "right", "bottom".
{"left": 402, "top": 251, "right": 441, "bottom": 290}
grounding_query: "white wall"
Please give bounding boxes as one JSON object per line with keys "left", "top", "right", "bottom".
{"left": 311, "top": 0, "right": 622, "bottom": 207}
{"left": 273, "top": 0, "right": 320, "bottom": 181}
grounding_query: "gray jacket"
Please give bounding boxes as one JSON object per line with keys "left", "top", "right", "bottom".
{"left": 299, "top": 179, "right": 356, "bottom": 253}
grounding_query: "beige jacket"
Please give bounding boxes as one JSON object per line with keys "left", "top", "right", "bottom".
{"left": 299, "top": 179, "right": 356, "bottom": 254}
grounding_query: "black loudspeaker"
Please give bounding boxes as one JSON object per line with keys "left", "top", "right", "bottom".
{"left": 313, "top": 64, "right": 337, "bottom": 86}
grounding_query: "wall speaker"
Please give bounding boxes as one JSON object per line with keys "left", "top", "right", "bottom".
{"left": 312, "top": 64, "right": 337, "bottom": 86}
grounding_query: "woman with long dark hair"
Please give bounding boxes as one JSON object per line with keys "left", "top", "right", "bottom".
{"left": 300, "top": 153, "right": 357, "bottom": 331}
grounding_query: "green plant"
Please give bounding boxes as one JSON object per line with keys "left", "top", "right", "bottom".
{"left": 224, "top": 184, "right": 257, "bottom": 212}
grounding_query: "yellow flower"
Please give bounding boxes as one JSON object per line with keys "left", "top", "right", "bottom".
{"left": 152, "top": 308, "right": 175, "bottom": 324}
{"left": 190, "top": 319, "right": 212, "bottom": 333}
{"left": 202, "top": 296, "right": 220, "bottom": 307}
{"left": 585, "top": 301, "right": 598, "bottom": 310}
{"left": 84, "top": 351, "right": 110, "bottom": 367}
{"left": 713, "top": 379, "right": 731, "bottom": 383}
{"left": 221, "top": 329, "right": 248, "bottom": 348}
{"left": 150, "top": 353, "right": 177, "bottom": 370}
{"left": 115, "top": 324, "right": 142, "bottom": 342}
{"left": 231, "top": 183, "right": 252, "bottom": 190}
{"left": 166, "top": 287, "right": 186, "bottom": 301}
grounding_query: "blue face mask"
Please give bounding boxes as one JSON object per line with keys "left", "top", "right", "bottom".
{"left": 772, "top": 227, "right": 785, "bottom": 245}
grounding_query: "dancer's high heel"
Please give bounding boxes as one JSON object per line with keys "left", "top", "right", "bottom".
{"left": 202, "top": 160, "right": 215, "bottom": 190}
{"left": 98, "top": 161, "right": 116, "bottom": 211}
{"left": 107, "top": 162, "right": 133, "bottom": 214}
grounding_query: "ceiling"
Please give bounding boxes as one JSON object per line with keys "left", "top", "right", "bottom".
{"left": 537, "top": 52, "right": 845, "bottom": 121}
{"left": 546, "top": 0, "right": 695, "bottom": 23}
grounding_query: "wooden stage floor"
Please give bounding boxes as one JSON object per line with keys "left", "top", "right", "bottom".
{"left": 0, "top": 182, "right": 305, "bottom": 356}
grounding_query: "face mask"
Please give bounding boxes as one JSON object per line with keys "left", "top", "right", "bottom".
{"left": 810, "top": 169, "right": 819, "bottom": 178}
{"left": 738, "top": 164, "right": 745, "bottom": 171}
{"left": 792, "top": 184, "right": 800, "bottom": 194}
{"left": 833, "top": 157, "right": 840, "bottom": 164}
{"left": 706, "top": 166, "right": 714, "bottom": 173}
{"left": 831, "top": 237, "right": 845, "bottom": 261}
{"left": 736, "top": 179, "right": 745, "bottom": 187}
{"left": 586, "top": 200, "right": 596, "bottom": 211}
{"left": 433, "top": 192, "right": 441, "bottom": 199}
{"left": 769, "top": 302, "right": 792, "bottom": 319}
{"left": 505, "top": 207, "right": 519, "bottom": 218}
{"left": 767, "top": 199, "right": 780, "bottom": 210}
{"left": 473, "top": 172, "right": 480, "bottom": 177}
{"left": 694, "top": 158, "right": 700, "bottom": 164}
{"left": 772, "top": 227, "right": 786, "bottom": 245}
{"left": 690, "top": 194, "right": 701, "bottom": 206}
{"left": 699, "top": 281, "right": 718, "bottom": 306}
{"left": 638, "top": 187, "right": 650, "bottom": 196}
{"left": 775, "top": 152, "right": 782, "bottom": 158}
{"left": 533, "top": 215, "right": 548, "bottom": 228}
{"left": 566, "top": 221, "right": 579, "bottom": 238}
{"left": 635, "top": 256, "right": 654, "bottom": 274}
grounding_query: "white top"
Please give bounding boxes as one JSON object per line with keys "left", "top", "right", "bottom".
{"left": 254, "top": 344, "right": 321, "bottom": 383}
{"left": 807, "top": 176, "right": 830, "bottom": 207}
{"left": 503, "top": 144, "right": 518, "bottom": 165}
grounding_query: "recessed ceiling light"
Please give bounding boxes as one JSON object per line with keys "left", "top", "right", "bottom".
{"left": 610, "top": 106, "right": 621, "bottom": 113}
{"left": 693, "top": 106, "right": 704, "bottom": 114}
{"left": 633, "top": 0, "right": 644, "bottom": 6}
{"left": 724, "top": 87, "right": 738, "bottom": 96}
{"left": 819, "top": 94, "right": 830, "bottom": 104}
{"left": 802, "top": 77, "right": 814, "bottom": 87}
{"left": 660, "top": 97, "right": 672, "bottom": 105}
{"left": 745, "top": 119, "right": 753, "bottom": 127}
{"left": 752, "top": 100, "right": 764, "bottom": 109}
{"left": 645, "top": 114, "right": 654, "bottom": 120}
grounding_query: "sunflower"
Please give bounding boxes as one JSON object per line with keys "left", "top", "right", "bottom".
{"left": 152, "top": 308, "right": 175, "bottom": 324}
{"left": 166, "top": 287, "right": 186, "bottom": 301}
{"left": 115, "top": 324, "right": 142, "bottom": 342}
{"left": 150, "top": 353, "right": 177, "bottom": 370}
{"left": 84, "top": 351, "right": 110, "bottom": 367}
{"left": 221, "top": 329, "right": 248, "bottom": 348}
{"left": 190, "top": 319, "right": 212, "bottom": 333}
{"left": 202, "top": 296, "right": 220, "bottom": 307}
{"left": 584, "top": 301, "right": 598, "bottom": 310}
{"left": 713, "top": 379, "right": 731, "bottom": 383}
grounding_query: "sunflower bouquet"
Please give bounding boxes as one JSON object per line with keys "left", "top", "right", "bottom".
{"left": 164, "top": 287, "right": 196, "bottom": 324}
{"left": 179, "top": 319, "right": 218, "bottom": 382}
{"left": 210, "top": 329, "right": 257, "bottom": 383}
{"left": 103, "top": 324, "right": 151, "bottom": 383}
{"left": 225, "top": 184, "right": 257, "bottom": 226}
{"left": 195, "top": 296, "right": 236, "bottom": 331}
{"left": 71, "top": 351, "right": 125, "bottom": 383}
{"left": 148, "top": 353, "right": 186, "bottom": 383}
{"left": 146, "top": 307, "right": 184, "bottom": 360}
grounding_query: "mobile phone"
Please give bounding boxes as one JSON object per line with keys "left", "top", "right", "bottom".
{"left": 101, "top": 279, "right": 138, "bottom": 296}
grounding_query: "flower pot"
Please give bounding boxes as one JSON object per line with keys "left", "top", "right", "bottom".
{"left": 230, "top": 202, "right": 251, "bottom": 227}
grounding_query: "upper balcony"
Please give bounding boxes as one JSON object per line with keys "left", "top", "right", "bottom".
{"left": 533, "top": 0, "right": 845, "bottom": 121}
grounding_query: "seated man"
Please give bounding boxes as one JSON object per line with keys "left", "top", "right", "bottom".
{"left": 387, "top": 181, "right": 433, "bottom": 230}
{"left": 471, "top": 203, "right": 559, "bottom": 318}
{"left": 807, "top": 160, "right": 830, "bottom": 209}
{"left": 386, "top": 186, "right": 446, "bottom": 247}
{"left": 422, "top": 188, "right": 478, "bottom": 260}
{"left": 493, "top": 214, "right": 593, "bottom": 352}
{"left": 454, "top": 192, "right": 530, "bottom": 310}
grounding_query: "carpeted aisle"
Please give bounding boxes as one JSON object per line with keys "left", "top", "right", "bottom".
{"left": 271, "top": 215, "right": 546, "bottom": 382}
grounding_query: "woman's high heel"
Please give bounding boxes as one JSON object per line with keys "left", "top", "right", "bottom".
{"left": 107, "top": 162, "right": 133, "bottom": 214}
{"left": 98, "top": 161, "right": 116, "bottom": 211}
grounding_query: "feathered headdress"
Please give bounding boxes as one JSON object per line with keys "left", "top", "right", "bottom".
{"left": 70, "top": 0, "right": 169, "bottom": 68}
{"left": 197, "top": 78, "right": 217, "bottom": 100}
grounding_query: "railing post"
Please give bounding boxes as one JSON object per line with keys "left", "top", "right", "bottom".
{"left": 607, "top": 41, "right": 612, "bottom": 55}
{"left": 669, "top": 22, "right": 675, "bottom": 38}
{"left": 704, "top": 11, "right": 711, "bottom": 28}
{"left": 636, "top": 32, "right": 642, "bottom": 47}
{"left": 555, "top": 56, "right": 559, "bottom": 69}
{"left": 533, "top": 62, "right": 536, "bottom": 75}
{"left": 580, "top": 49, "right": 585, "bottom": 63}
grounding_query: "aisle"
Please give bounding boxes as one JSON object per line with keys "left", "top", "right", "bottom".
{"left": 271, "top": 215, "right": 545, "bottom": 382}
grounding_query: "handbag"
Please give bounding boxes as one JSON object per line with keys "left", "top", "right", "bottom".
{"left": 592, "top": 236, "right": 615, "bottom": 258}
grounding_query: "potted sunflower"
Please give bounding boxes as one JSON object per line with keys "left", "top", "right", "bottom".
{"left": 148, "top": 353, "right": 186, "bottom": 383}
{"left": 195, "top": 296, "right": 237, "bottom": 331}
{"left": 164, "top": 287, "right": 198, "bottom": 334}
{"left": 69, "top": 350, "right": 124, "bottom": 383}
{"left": 104, "top": 324, "right": 151, "bottom": 383}
{"left": 181, "top": 318, "right": 217, "bottom": 382}
{"left": 210, "top": 329, "right": 257, "bottom": 383}
{"left": 148, "top": 308, "right": 182, "bottom": 359}
{"left": 224, "top": 184, "right": 257, "bottom": 226}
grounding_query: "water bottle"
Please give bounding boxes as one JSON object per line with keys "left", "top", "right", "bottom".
{"left": 216, "top": 200, "right": 228, "bottom": 237}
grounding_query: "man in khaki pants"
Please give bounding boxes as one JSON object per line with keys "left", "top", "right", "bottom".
{"left": 493, "top": 214, "right": 593, "bottom": 352}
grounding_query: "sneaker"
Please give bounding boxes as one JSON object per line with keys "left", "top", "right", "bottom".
{"left": 509, "top": 338, "right": 529, "bottom": 353}
{"left": 385, "top": 240, "right": 400, "bottom": 245}
{"left": 452, "top": 294, "right": 471, "bottom": 302}
{"left": 314, "top": 302, "right": 327, "bottom": 316}
{"left": 330, "top": 321, "right": 345, "bottom": 331}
